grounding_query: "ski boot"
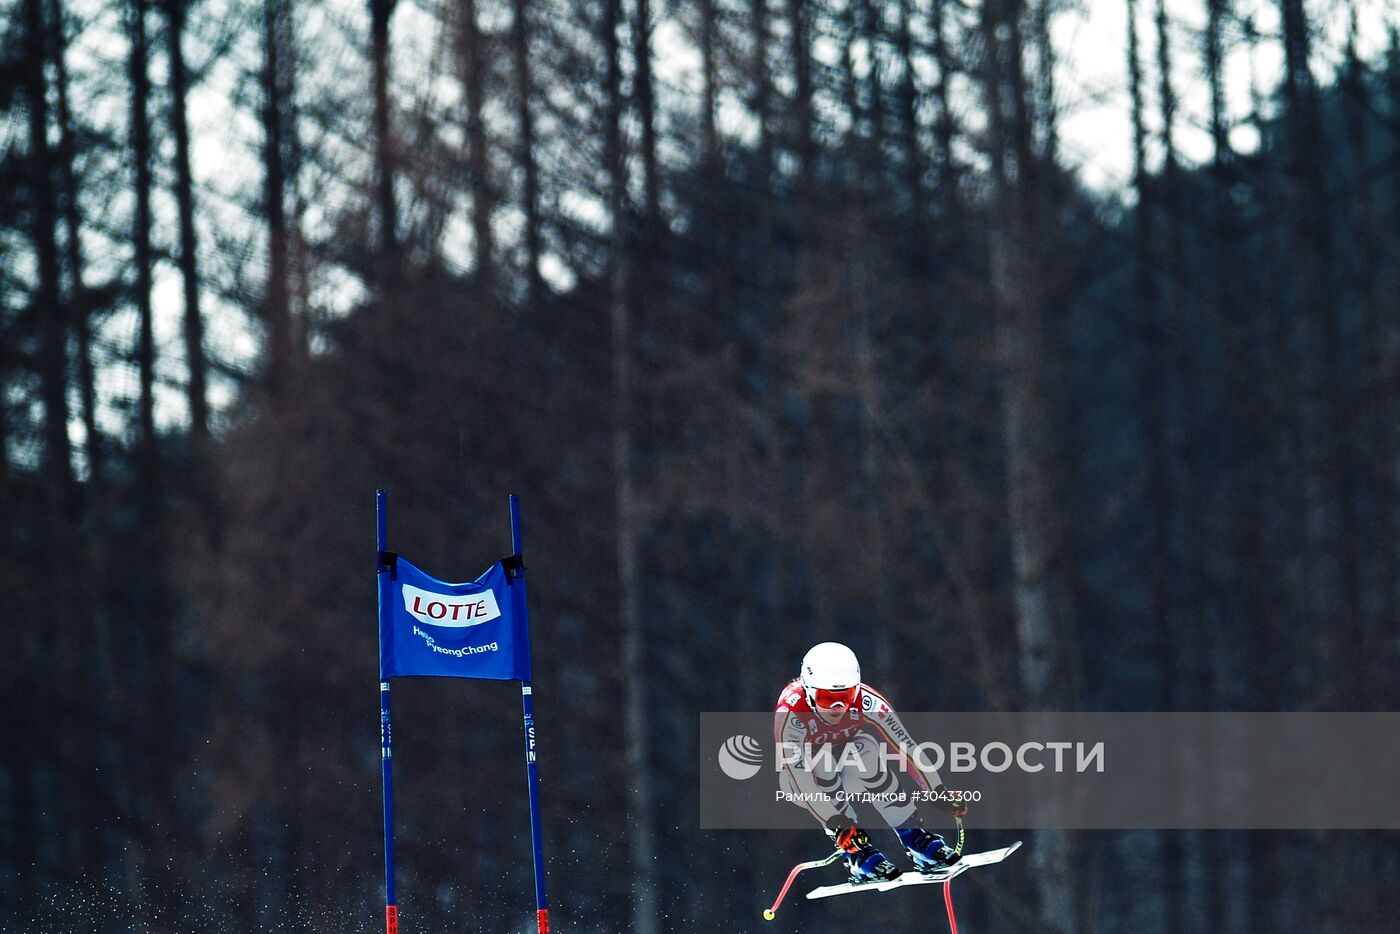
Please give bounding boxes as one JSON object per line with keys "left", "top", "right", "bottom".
{"left": 897, "top": 824, "right": 960, "bottom": 873}
{"left": 831, "top": 823, "right": 902, "bottom": 884}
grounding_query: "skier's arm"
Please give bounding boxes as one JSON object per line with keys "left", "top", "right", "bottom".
{"left": 773, "top": 705, "right": 813, "bottom": 786}
{"left": 773, "top": 704, "right": 831, "bottom": 822}
{"left": 861, "top": 688, "right": 943, "bottom": 793}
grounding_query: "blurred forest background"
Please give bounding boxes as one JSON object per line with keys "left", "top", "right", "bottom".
{"left": 3, "top": 0, "right": 1399, "bottom": 929}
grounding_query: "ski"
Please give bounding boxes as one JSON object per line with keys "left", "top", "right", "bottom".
{"left": 805, "top": 841, "right": 1022, "bottom": 901}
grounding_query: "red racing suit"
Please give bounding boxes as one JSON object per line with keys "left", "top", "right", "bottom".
{"left": 773, "top": 679, "right": 941, "bottom": 827}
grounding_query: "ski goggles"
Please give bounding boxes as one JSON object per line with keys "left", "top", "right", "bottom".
{"left": 812, "top": 686, "right": 859, "bottom": 710}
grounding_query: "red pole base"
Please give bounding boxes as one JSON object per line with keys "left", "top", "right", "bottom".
{"left": 943, "top": 880, "right": 958, "bottom": 934}
{"left": 537, "top": 908, "right": 550, "bottom": 932}
{"left": 386, "top": 904, "right": 399, "bottom": 934}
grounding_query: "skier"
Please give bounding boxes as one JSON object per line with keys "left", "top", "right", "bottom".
{"left": 774, "top": 642, "right": 968, "bottom": 884}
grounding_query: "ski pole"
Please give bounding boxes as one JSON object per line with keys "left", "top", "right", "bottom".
{"left": 943, "top": 815, "right": 965, "bottom": 934}
{"left": 762, "top": 850, "right": 844, "bottom": 921}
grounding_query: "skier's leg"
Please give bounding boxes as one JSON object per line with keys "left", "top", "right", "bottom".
{"left": 840, "top": 735, "right": 959, "bottom": 871}
{"left": 779, "top": 748, "right": 899, "bottom": 883}
{"left": 839, "top": 733, "right": 918, "bottom": 827}
{"left": 778, "top": 751, "right": 852, "bottom": 826}
{"left": 828, "top": 822, "right": 901, "bottom": 882}
{"left": 897, "top": 823, "right": 961, "bottom": 871}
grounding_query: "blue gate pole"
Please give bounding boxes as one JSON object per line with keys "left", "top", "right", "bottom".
{"left": 377, "top": 490, "right": 399, "bottom": 934}
{"left": 512, "top": 494, "right": 552, "bottom": 933}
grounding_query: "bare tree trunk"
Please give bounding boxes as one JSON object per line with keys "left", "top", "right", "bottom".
{"left": 697, "top": 0, "right": 732, "bottom": 338}
{"left": 603, "top": 1, "right": 657, "bottom": 929}
{"left": 979, "top": 0, "right": 1075, "bottom": 928}
{"left": 19, "top": 0, "right": 68, "bottom": 910}
{"left": 982, "top": 4, "right": 1059, "bottom": 702}
{"left": 633, "top": 0, "right": 660, "bottom": 230}
{"left": 851, "top": 241, "right": 893, "bottom": 675}
{"left": 1338, "top": 16, "right": 1387, "bottom": 918}
{"left": 1158, "top": 0, "right": 1197, "bottom": 877}
{"left": 1278, "top": 0, "right": 1358, "bottom": 711}
{"left": 863, "top": 0, "right": 886, "bottom": 186}
{"left": 894, "top": 0, "right": 925, "bottom": 255}
{"left": 512, "top": 0, "right": 543, "bottom": 311}
{"left": 746, "top": 0, "right": 781, "bottom": 715}
{"left": 370, "top": 0, "right": 398, "bottom": 275}
{"left": 1204, "top": 0, "right": 1243, "bottom": 925}
{"left": 928, "top": 0, "right": 959, "bottom": 222}
{"left": 1153, "top": 0, "right": 1180, "bottom": 246}
{"left": 1031, "top": 0, "right": 1057, "bottom": 163}
{"left": 52, "top": 1, "right": 102, "bottom": 493}
{"left": 131, "top": 7, "right": 178, "bottom": 897}
{"left": 1150, "top": 0, "right": 1192, "bottom": 924}
{"left": 262, "top": 0, "right": 295, "bottom": 398}
{"left": 1128, "top": 0, "right": 1168, "bottom": 711}
{"left": 1384, "top": 25, "right": 1400, "bottom": 651}
{"left": 50, "top": 0, "right": 112, "bottom": 886}
{"left": 1342, "top": 6, "right": 1388, "bottom": 705}
{"left": 462, "top": 0, "right": 496, "bottom": 303}
{"left": 1241, "top": 9, "right": 1294, "bottom": 703}
{"left": 841, "top": 0, "right": 883, "bottom": 196}
{"left": 699, "top": 0, "right": 719, "bottom": 175}
{"left": 130, "top": 0, "right": 158, "bottom": 473}
{"left": 1279, "top": 3, "right": 1353, "bottom": 926}
{"left": 787, "top": 0, "right": 815, "bottom": 191}
{"left": 163, "top": 0, "right": 209, "bottom": 450}
{"left": 290, "top": 134, "right": 312, "bottom": 357}
{"left": 0, "top": 338, "right": 8, "bottom": 495}
{"left": 750, "top": 0, "right": 772, "bottom": 194}
{"left": 1241, "top": 15, "right": 1300, "bottom": 922}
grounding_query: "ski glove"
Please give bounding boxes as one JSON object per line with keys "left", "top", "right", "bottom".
{"left": 932, "top": 784, "right": 971, "bottom": 818}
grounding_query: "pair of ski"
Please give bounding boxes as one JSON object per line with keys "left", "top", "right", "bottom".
{"left": 763, "top": 839, "right": 1021, "bottom": 921}
{"left": 807, "top": 840, "right": 1022, "bottom": 899}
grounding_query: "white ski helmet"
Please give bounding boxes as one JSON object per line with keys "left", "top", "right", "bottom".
{"left": 800, "top": 642, "right": 862, "bottom": 710}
